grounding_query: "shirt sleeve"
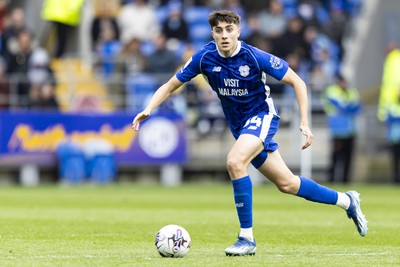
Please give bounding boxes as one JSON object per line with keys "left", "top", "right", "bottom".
{"left": 175, "top": 51, "right": 203, "bottom": 83}
{"left": 252, "top": 47, "right": 289, "bottom": 81}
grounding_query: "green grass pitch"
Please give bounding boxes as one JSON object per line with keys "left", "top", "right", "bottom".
{"left": 0, "top": 182, "right": 399, "bottom": 266}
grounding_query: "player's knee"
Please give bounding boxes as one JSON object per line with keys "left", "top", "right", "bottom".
{"left": 275, "top": 175, "right": 298, "bottom": 194}
{"left": 226, "top": 154, "right": 246, "bottom": 176}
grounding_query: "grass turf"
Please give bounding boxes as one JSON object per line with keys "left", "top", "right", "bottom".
{"left": 0, "top": 182, "right": 399, "bottom": 266}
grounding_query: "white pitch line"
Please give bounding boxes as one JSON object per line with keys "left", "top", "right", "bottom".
{"left": 275, "top": 252, "right": 393, "bottom": 257}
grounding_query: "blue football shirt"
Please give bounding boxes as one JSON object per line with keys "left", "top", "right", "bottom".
{"left": 176, "top": 41, "right": 289, "bottom": 133}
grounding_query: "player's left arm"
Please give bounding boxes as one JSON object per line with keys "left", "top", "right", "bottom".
{"left": 281, "top": 67, "right": 314, "bottom": 150}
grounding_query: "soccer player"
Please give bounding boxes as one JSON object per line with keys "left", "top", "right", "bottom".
{"left": 132, "top": 10, "right": 368, "bottom": 256}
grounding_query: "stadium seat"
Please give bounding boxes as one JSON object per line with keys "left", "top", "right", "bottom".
{"left": 56, "top": 141, "right": 86, "bottom": 184}
{"left": 125, "top": 73, "right": 158, "bottom": 112}
{"left": 83, "top": 138, "right": 116, "bottom": 184}
{"left": 183, "top": 6, "right": 211, "bottom": 26}
{"left": 184, "top": 6, "right": 212, "bottom": 46}
{"left": 155, "top": 6, "right": 170, "bottom": 24}
{"left": 280, "top": 0, "right": 298, "bottom": 18}
{"left": 88, "top": 154, "right": 116, "bottom": 184}
{"left": 188, "top": 23, "right": 212, "bottom": 44}
{"left": 140, "top": 40, "right": 156, "bottom": 56}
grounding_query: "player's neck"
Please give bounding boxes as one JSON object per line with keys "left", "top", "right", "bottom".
{"left": 218, "top": 41, "right": 241, "bottom": 58}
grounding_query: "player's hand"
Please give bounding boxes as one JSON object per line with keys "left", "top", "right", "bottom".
{"left": 299, "top": 124, "right": 313, "bottom": 150}
{"left": 132, "top": 110, "right": 151, "bottom": 131}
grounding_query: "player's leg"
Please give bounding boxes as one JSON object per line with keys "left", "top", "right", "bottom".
{"left": 257, "top": 149, "right": 368, "bottom": 236}
{"left": 225, "top": 134, "right": 262, "bottom": 256}
{"left": 258, "top": 150, "right": 338, "bottom": 201}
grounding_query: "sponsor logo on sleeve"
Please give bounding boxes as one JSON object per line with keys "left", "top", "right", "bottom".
{"left": 270, "top": 56, "right": 283, "bottom": 69}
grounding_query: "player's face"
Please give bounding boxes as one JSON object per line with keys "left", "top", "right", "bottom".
{"left": 211, "top": 21, "right": 240, "bottom": 57}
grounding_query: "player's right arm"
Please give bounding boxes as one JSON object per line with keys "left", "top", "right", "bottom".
{"left": 132, "top": 47, "right": 204, "bottom": 130}
{"left": 131, "top": 76, "right": 183, "bottom": 131}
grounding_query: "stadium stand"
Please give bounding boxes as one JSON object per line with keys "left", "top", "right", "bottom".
{"left": 50, "top": 58, "right": 114, "bottom": 112}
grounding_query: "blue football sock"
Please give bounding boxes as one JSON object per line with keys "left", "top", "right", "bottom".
{"left": 231, "top": 176, "right": 253, "bottom": 228}
{"left": 296, "top": 176, "right": 338, "bottom": 205}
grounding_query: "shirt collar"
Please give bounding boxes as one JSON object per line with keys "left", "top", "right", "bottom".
{"left": 217, "top": 41, "right": 241, "bottom": 58}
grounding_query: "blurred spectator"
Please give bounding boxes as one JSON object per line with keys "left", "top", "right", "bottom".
{"left": 378, "top": 41, "right": 400, "bottom": 184}
{"left": 145, "top": 33, "right": 182, "bottom": 114}
{"left": 26, "top": 48, "right": 57, "bottom": 109}
{"left": 90, "top": 0, "right": 120, "bottom": 52}
{"left": 303, "top": 24, "right": 339, "bottom": 82}
{"left": 322, "top": 5, "right": 349, "bottom": 59}
{"left": 145, "top": 33, "right": 179, "bottom": 81}
{"left": 257, "top": 0, "right": 287, "bottom": 40}
{"left": 0, "top": 56, "right": 9, "bottom": 108}
{"left": 161, "top": 2, "right": 189, "bottom": 43}
{"left": 302, "top": 25, "right": 321, "bottom": 65}
{"left": 27, "top": 47, "right": 56, "bottom": 86}
{"left": 95, "top": 25, "right": 122, "bottom": 78}
{"left": 322, "top": 74, "right": 361, "bottom": 183}
{"left": 117, "top": 0, "right": 160, "bottom": 44}
{"left": 151, "top": 33, "right": 186, "bottom": 115}
{"left": 315, "top": 47, "right": 337, "bottom": 83}
{"left": 243, "top": 14, "right": 266, "bottom": 48}
{"left": 28, "top": 81, "right": 59, "bottom": 110}
{"left": 1, "top": 8, "right": 27, "bottom": 59}
{"left": 0, "top": 0, "right": 8, "bottom": 33}
{"left": 41, "top": 0, "right": 85, "bottom": 58}
{"left": 225, "top": 0, "right": 246, "bottom": 18}
{"left": 240, "top": 0, "right": 267, "bottom": 14}
{"left": 112, "top": 37, "right": 148, "bottom": 109}
{"left": 283, "top": 51, "right": 309, "bottom": 92}
{"left": 378, "top": 42, "right": 400, "bottom": 122}
{"left": 385, "top": 89, "right": 400, "bottom": 184}
{"left": 273, "top": 16, "right": 307, "bottom": 59}
{"left": 309, "top": 63, "right": 330, "bottom": 93}
{"left": 297, "top": 0, "right": 321, "bottom": 27}
{"left": 5, "top": 28, "right": 34, "bottom": 107}
{"left": 115, "top": 37, "right": 147, "bottom": 76}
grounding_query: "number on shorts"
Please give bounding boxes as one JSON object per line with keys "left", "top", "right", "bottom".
{"left": 244, "top": 116, "right": 262, "bottom": 130}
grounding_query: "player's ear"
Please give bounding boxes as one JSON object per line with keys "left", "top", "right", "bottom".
{"left": 237, "top": 27, "right": 241, "bottom": 37}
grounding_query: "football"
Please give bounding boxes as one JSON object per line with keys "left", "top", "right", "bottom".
{"left": 155, "top": 224, "right": 191, "bottom": 258}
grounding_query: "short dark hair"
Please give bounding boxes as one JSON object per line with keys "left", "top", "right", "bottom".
{"left": 208, "top": 10, "right": 240, "bottom": 28}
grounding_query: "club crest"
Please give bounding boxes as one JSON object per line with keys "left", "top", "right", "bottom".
{"left": 238, "top": 65, "right": 250, "bottom": 77}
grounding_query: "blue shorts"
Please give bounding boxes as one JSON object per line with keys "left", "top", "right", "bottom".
{"left": 231, "top": 111, "right": 280, "bottom": 169}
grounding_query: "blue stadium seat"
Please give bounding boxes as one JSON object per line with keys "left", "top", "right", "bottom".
{"left": 125, "top": 73, "right": 158, "bottom": 112}
{"left": 56, "top": 141, "right": 86, "bottom": 184}
{"left": 183, "top": 6, "right": 211, "bottom": 26}
{"left": 140, "top": 40, "right": 156, "bottom": 56}
{"left": 83, "top": 138, "right": 116, "bottom": 184}
{"left": 184, "top": 7, "right": 211, "bottom": 46}
{"left": 156, "top": 6, "right": 170, "bottom": 24}
{"left": 189, "top": 23, "right": 212, "bottom": 44}
{"left": 88, "top": 154, "right": 116, "bottom": 184}
{"left": 280, "top": 0, "right": 298, "bottom": 18}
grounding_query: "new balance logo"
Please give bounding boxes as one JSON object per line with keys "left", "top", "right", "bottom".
{"left": 235, "top": 202, "right": 244, "bottom": 208}
{"left": 212, "top": 66, "right": 221, "bottom": 72}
